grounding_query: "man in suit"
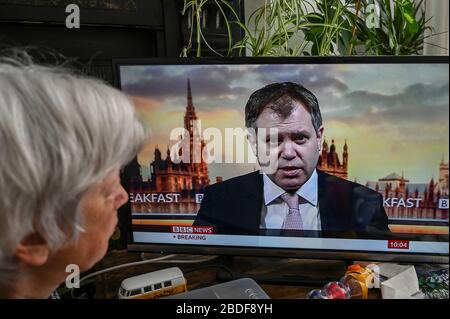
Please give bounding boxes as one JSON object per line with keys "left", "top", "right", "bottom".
{"left": 194, "top": 82, "right": 390, "bottom": 236}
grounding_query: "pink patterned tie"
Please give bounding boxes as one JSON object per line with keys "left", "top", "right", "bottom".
{"left": 280, "top": 192, "right": 303, "bottom": 230}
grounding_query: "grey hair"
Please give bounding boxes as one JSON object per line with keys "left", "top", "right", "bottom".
{"left": 0, "top": 58, "right": 149, "bottom": 285}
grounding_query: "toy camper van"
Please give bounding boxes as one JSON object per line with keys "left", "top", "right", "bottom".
{"left": 118, "top": 267, "right": 187, "bottom": 299}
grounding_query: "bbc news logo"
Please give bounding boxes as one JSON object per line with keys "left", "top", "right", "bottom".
{"left": 172, "top": 226, "right": 193, "bottom": 233}
{"left": 387, "top": 240, "right": 410, "bottom": 250}
{"left": 171, "top": 226, "right": 214, "bottom": 234}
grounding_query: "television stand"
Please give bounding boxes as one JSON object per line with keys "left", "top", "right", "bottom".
{"left": 214, "top": 256, "right": 351, "bottom": 286}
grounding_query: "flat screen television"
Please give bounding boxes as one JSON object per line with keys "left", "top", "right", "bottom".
{"left": 114, "top": 56, "right": 449, "bottom": 264}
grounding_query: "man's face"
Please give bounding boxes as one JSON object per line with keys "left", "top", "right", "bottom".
{"left": 253, "top": 100, "right": 323, "bottom": 191}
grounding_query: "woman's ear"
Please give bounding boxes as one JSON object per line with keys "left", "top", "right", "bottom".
{"left": 14, "top": 233, "right": 49, "bottom": 267}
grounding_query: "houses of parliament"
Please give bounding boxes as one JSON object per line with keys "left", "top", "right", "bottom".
{"left": 366, "top": 158, "right": 449, "bottom": 221}
{"left": 127, "top": 79, "right": 350, "bottom": 214}
{"left": 128, "top": 79, "right": 210, "bottom": 214}
{"left": 318, "top": 139, "right": 348, "bottom": 179}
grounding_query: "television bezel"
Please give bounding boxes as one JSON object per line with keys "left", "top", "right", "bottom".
{"left": 113, "top": 56, "right": 449, "bottom": 264}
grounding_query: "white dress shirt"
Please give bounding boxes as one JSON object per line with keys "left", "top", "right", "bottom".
{"left": 260, "top": 169, "right": 321, "bottom": 230}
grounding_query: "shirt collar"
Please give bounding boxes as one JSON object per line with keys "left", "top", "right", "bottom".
{"left": 263, "top": 169, "right": 318, "bottom": 206}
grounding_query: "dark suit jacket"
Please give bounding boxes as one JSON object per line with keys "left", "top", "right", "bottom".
{"left": 194, "top": 170, "right": 390, "bottom": 236}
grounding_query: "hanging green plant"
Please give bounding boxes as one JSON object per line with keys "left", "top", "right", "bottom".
{"left": 347, "top": 0, "right": 435, "bottom": 55}
{"left": 181, "top": 0, "right": 444, "bottom": 57}
{"left": 301, "top": 0, "right": 354, "bottom": 56}
{"left": 181, "top": 0, "right": 242, "bottom": 57}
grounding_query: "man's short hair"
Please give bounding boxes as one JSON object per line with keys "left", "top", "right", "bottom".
{"left": 245, "top": 82, "right": 322, "bottom": 133}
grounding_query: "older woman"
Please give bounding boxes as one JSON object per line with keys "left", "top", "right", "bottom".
{"left": 0, "top": 57, "right": 148, "bottom": 298}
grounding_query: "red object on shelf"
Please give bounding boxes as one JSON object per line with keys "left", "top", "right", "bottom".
{"left": 324, "top": 282, "right": 349, "bottom": 299}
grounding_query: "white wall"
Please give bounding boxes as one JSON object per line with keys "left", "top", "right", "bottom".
{"left": 423, "top": 0, "right": 449, "bottom": 55}
{"left": 244, "top": 0, "right": 265, "bottom": 32}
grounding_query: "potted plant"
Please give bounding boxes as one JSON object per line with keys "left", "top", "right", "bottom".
{"left": 181, "top": 0, "right": 444, "bottom": 57}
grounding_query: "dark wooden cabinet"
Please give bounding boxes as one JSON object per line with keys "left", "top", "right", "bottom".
{"left": 0, "top": 0, "right": 183, "bottom": 83}
{"left": 0, "top": 0, "right": 246, "bottom": 83}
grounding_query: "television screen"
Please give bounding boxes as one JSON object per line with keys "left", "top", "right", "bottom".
{"left": 116, "top": 57, "right": 449, "bottom": 263}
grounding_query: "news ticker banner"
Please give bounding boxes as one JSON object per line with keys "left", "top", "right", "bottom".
{"left": 129, "top": 193, "right": 449, "bottom": 210}
{"left": 130, "top": 211, "right": 449, "bottom": 235}
{"left": 133, "top": 230, "right": 449, "bottom": 255}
